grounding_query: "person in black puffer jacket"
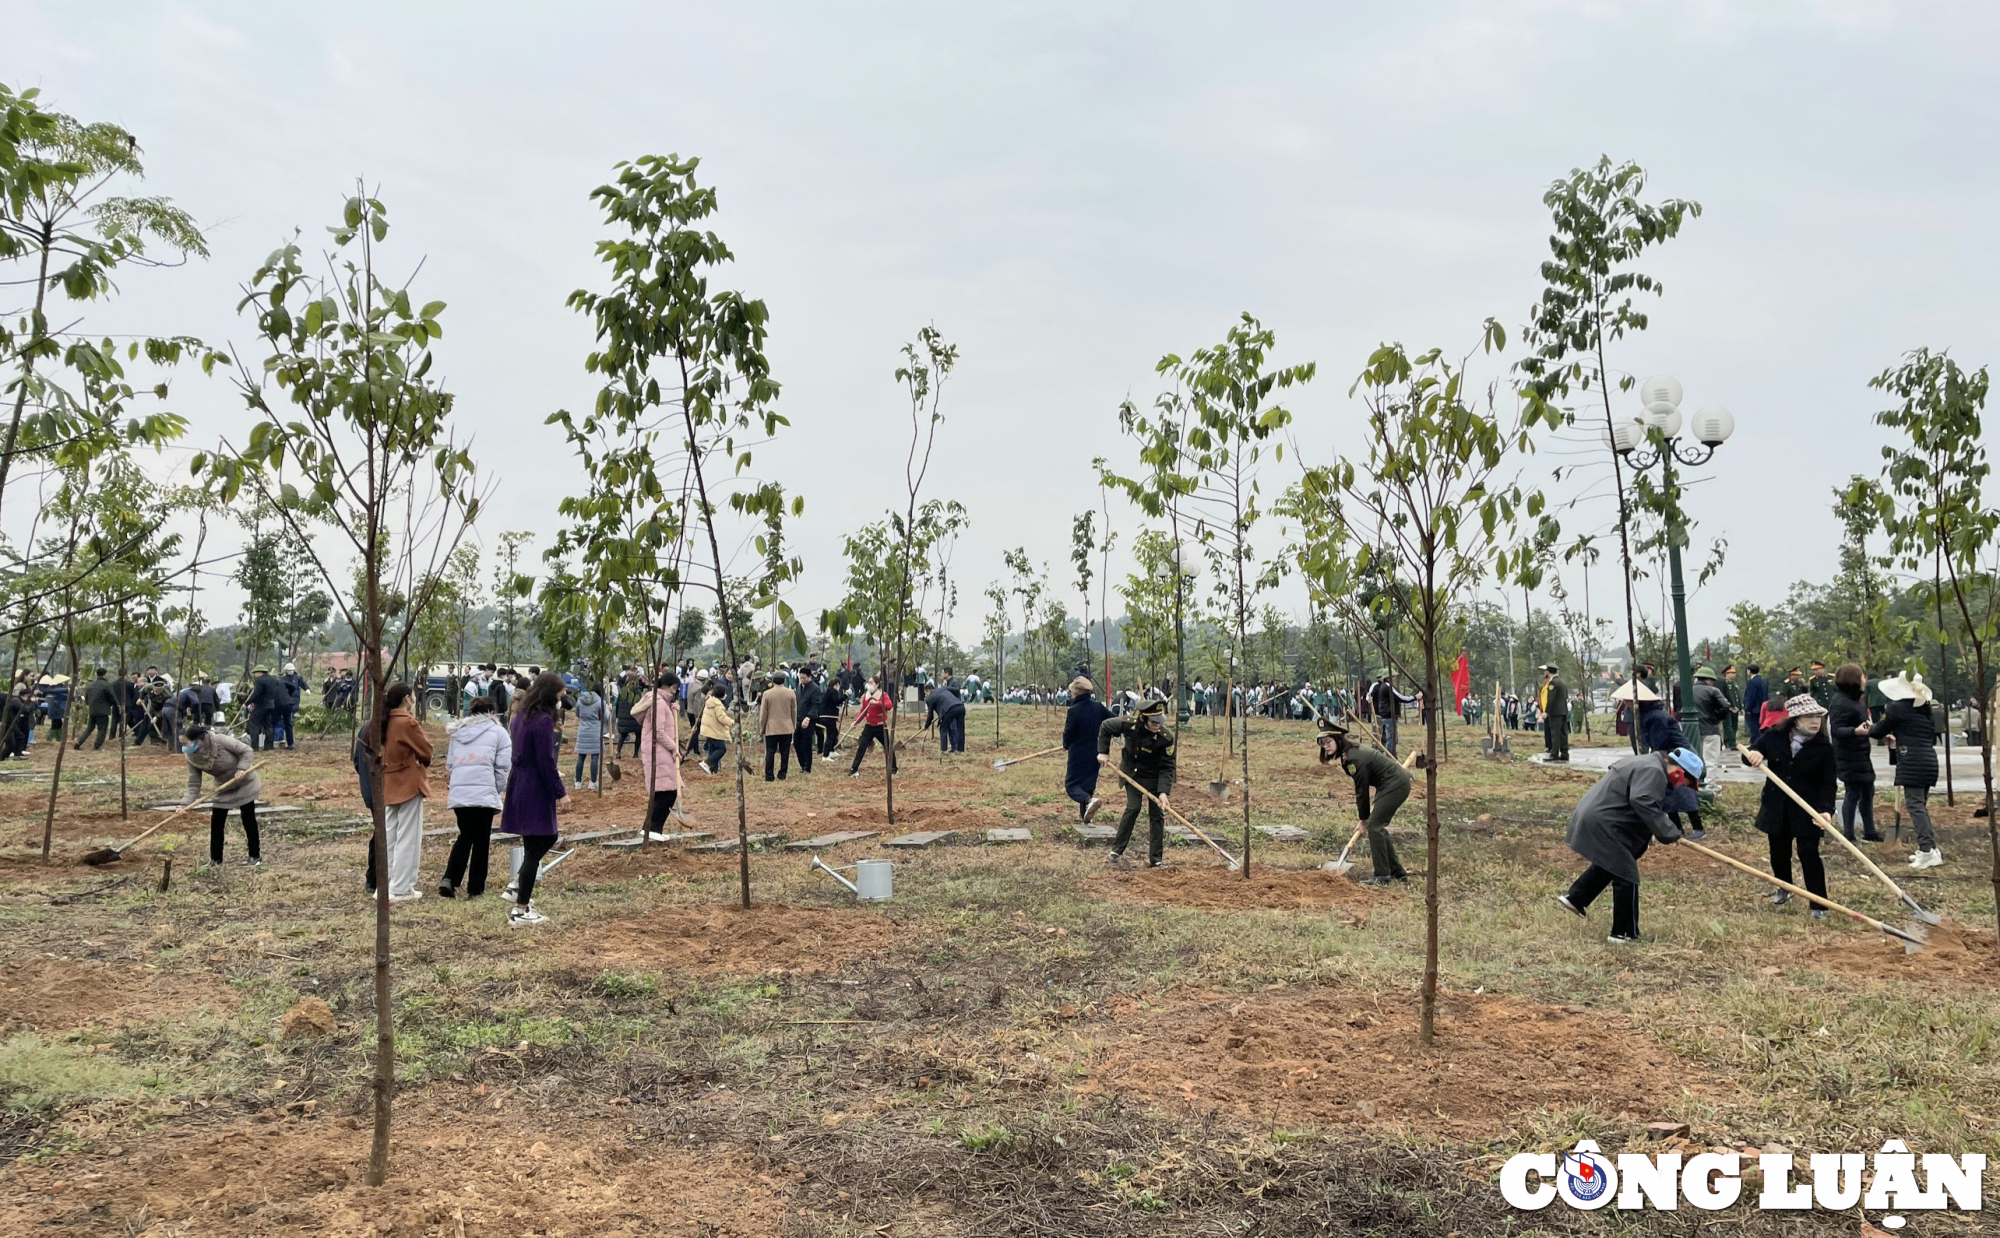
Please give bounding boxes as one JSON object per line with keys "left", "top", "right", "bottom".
{"left": 1637, "top": 697, "right": 1707, "bottom": 840}
{"left": 1743, "top": 692, "right": 1838, "bottom": 917}
{"left": 1870, "top": 673, "right": 1942, "bottom": 869}
{"left": 1827, "top": 663, "right": 1883, "bottom": 842}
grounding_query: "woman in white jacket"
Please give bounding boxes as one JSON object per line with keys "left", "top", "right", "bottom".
{"left": 438, "top": 697, "right": 513, "bottom": 898}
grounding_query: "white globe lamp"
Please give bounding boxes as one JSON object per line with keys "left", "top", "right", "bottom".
{"left": 1691, "top": 406, "right": 1736, "bottom": 447}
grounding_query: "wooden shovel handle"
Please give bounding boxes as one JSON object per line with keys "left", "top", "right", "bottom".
{"left": 1109, "top": 764, "right": 1239, "bottom": 867}
{"left": 116, "top": 763, "right": 259, "bottom": 853}
{"left": 999, "top": 745, "right": 1065, "bottom": 766}
{"left": 1677, "top": 835, "right": 1903, "bottom": 936}
{"left": 1736, "top": 744, "right": 1919, "bottom": 903}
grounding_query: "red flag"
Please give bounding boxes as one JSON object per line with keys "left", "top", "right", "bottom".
{"left": 1451, "top": 652, "right": 1471, "bottom": 712}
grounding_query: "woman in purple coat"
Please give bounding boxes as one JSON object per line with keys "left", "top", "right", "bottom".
{"left": 502, "top": 671, "right": 570, "bottom": 926}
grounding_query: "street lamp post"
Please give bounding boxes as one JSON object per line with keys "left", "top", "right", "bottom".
{"left": 1605, "top": 375, "right": 1737, "bottom": 738}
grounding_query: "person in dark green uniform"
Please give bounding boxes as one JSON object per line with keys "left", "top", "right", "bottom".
{"left": 1808, "top": 661, "right": 1834, "bottom": 711}
{"left": 1780, "top": 666, "right": 1810, "bottom": 708}
{"left": 1097, "top": 698, "right": 1177, "bottom": 867}
{"left": 1319, "top": 722, "right": 1408, "bottom": 886}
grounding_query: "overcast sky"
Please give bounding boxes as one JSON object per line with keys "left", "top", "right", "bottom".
{"left": 8, "top": 0, "right": 1998, "bottom": 656}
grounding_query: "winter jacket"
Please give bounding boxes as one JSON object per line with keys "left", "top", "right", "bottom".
{"left": 503, "top": 711, "right": 565, "bottom": 836}
{"left": 572, "top": 690, "right": 609, "bottom": 755}
{"left": 1566, "top": 752, "right": 1681, "bottom": 885}
{"left": 445, "top": 714, "right": 512, "bottom": 810}
{"left": 1062, "top": 693, "right": 1111, "bottom": 783}
{"left": 85, "top": 676, "right": 117, "bottom": 718}
{"left": 1636, "top": 700, "right": 1691, "bottom": 756}
{"left": 631, "top": 690, "right": 682, "bottom": 793}
{"left": 697, "top": 694, "right": 733, "bottom": 744}
{"left": 1751, "top": 723, "right": 1838, "bottom": 841}
{"left": 1097, "top": 714, "right": 1177, "bottom": 785}
{"left": 1828, "top": 685, "right": 1875, "bottom": 783}
{"left": 757, "top": 684, "right": 797, "bottom": 737}
{"left": 377, "top": 708, "right": 434, "bottom": 805}
{"left": 854, "top": 689, "right": 893, "bottom": 728}
{"left": 184, "top": 730, "right": 261, "bottom": 810}
{"left": 1692, "top": 681, "right": 1731, "bottom": 732}
{"left": 1871, "top": 699, "right": 1938, "bottom": 789}
{"left": 281, "top": 673, "right": 307, "bottom": 709}
{"left": 817, "top": 684, "right": 847, "bottom": 721}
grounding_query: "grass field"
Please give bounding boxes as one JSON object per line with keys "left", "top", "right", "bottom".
{"left": 1, "top": 706, "right": 1996, "bottom": 1235}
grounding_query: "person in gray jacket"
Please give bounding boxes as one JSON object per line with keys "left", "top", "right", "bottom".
{"left": 1555, "top": 747, "right": 1702, "bottom": 944}
{"left": 182, "top": 724, "right": 263, "bottom": 867}
{"left": 571, "top": 687, "right": 609, "bottom": 790}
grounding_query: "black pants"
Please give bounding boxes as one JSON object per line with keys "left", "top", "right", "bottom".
{"left": 1567, "top": 863, "right": 1639, "bottom": 938}
{"left": 209, "top": 804, "right": 260, "bottom": 864}
{"left": 1546, "top": 716, "right": 1570, "bottom": 760}
{"left": 443, "top": 806, "right": 495, "bottom": 895}
{"left": 817, "top": 717, "right": 839, "bottom": 756}
{"left": 1768, "top": 828, "right": 1827, "bottom": 903}
{"left": 616, "top": 718, "right": 640, "bottom": 757}
{"left": 1840, "top": 777, "right": 1879, "bottom": 839}
{"left": 248, "top": 711, "right": 273, "bottom": 751}
{"left": 764, "top": 734, "right": 791, "bottom": 781}
{"left": 793, "top": 725, "right": 814, "bottom": 774}
{"left": 645, "top": 789, "right": 680, "bottom": 834}
{"left": 516, "top": 833, "right": 558, "bottom": 906}
{"left": 1112, "top": 769, "right": 1168, "bottom": 863}
{"left": 76, "top": 714, "right": 110, "bottom": 749}
{"left": 1066, "top": 763, "right": 1100, "bottom": 814}
{"left": 849, "top": 724, "right": 895, "bottom": 774}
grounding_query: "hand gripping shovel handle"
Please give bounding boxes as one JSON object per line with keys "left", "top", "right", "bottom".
{"left": 993, "top": 745, "right": 1065, "bottom": 771}
{"left": 1110, "top": 764, "right": 1240, "bottom": 870}
{"left": 1678, "top": 835, "right": 1924, "bottom": 949}
{"left": 1737, "top": 745, "right": 1941, "bottom": 926}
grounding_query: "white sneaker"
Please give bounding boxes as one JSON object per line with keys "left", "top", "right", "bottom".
{"left": 1912, "top": 848, "right": 1944, "bottom": 870}
{"left": 509, "top": 905, "right": 548, "bottom": 927}
{"left": 387, "top": 890, "right": 422, "bottom": 904}
{"left": 501, "top": 882, "right": 519, "bottom": 903}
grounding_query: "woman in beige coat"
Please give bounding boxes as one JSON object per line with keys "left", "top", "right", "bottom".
{"left": 182, "top": 724, "right": 263, "bottom": 867}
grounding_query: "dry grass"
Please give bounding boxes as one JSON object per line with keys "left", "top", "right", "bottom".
{"left": 0, "top": 710, "right": 1995, "bottom": 1234}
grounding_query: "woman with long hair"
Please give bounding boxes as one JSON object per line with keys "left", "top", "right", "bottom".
{"left": 439, "top": 696, "right": 511, "bottom": 898}
{"left": 695, "top": 682, "right": 731, "bottom": 774}
{"left": 1828, "top": 663, "right": 1884, "bottom": 843}
{"left": 847, "top": 675, "right": 897, "bottom": 777}
{"left": 1742, "top": 694, "right": 1838, "bottom": 918}
{"left": 1871, "top": 673, "right": 1942, "bottom": 869}
{"left": 363, "top": 682, "right": 433, "bottom": 902}
{"left": 631, "top": 672, "right": 682, "bottom": 834}
{"left": 501, "top": 670, "right": 569, "bottom": 926}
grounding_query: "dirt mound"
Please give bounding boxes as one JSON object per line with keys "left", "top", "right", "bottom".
{"left": 1084, "top": 987, "right": 1724, "bottom": 1137}
{"left": 0, "top": 1095, "right": 788, "bottom": 1236}
{"left": 1796, "top": 925, "right": 2000, "bottom": 985}
{"left": 1089, "top": 865, "right": 1384, "bottom": 913}
{"left": 1, "top": 956, "right": 235, "bottom": 1033}
{"left": 565, "top": 902, "right": 903, "bottom": 976}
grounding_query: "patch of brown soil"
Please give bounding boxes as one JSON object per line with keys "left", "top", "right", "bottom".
{"left": 1084, "top": 987, "right": 1724, "bottom": 1137}
{"left": 825, "top": 801, "right": 999, "bottom": 830}
{"left": 563, "top": 844, "right": 738, "bottom": 882}
{"left": 0, "top": 1094, "right": 788, "bottom": 1236}
{"left": 1794, "top": 925, "right": 2000, "bottom": 986}
{"left": 1, "top": 956, "right": 236, "bottom": 1033}
{"left": 1089, "top": 864, "right": 1384, "bottom": 913}
{"left": 564, "top": 902, "right": 903, "bottom": 976}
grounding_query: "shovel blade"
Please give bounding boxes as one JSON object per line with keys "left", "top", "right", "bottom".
{"left": 991, "top": 759, "right": 1009, "bottom": 770}
{"left": 1323, "top": 859, "right": 1354, "bottom": 875}
{"left": 1902, "top": 895, "right": 1944, "bottom": 927}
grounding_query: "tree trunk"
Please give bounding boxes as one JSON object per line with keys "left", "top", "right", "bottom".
{"left": 1420, "top": 583, "right": 1441, "bottom": 1046}
{"left": 41, "top": 615, "right": 77, "bottom": 862}
{"left": 118, "top": 620, "right": 128, "bottom": 821}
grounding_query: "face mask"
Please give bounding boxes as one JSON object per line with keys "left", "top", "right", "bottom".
{"left": 181, "top": 742, "right": 198, "bottom": 755}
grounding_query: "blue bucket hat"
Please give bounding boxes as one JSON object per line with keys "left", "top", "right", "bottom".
{"left": 1666, "top": 747, "right": 1705, "bottom": 783}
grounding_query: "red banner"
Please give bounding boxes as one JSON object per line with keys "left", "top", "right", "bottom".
{"left": 1451, "top": 652, "right": 1471, "bottom": 712}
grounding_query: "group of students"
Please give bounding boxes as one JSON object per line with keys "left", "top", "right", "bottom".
{"left": 1558, "top": 662, "right": 1948, "bottom": 945}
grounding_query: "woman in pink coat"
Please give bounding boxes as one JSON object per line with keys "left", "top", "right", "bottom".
{"left": 633, "top": 672, "right": 683, "bottom": 834}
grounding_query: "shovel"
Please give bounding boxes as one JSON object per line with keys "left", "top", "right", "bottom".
{"left": 1738, "top": 745, "right": 1940, "bottom": 929}
{"left": 992, "top": 745, "right": 1064, "bottom": 771}
{"left": 82, "top": 764, "right": 260, "bottom": 866}
{"left": 1678, "top": 836, "right": 1925, "bottom": 952}
{"left": 1325, "top": 744, "right": 1424, "bottom": 875}
{"left": 1109, "top": 765, "right": 1241, "bottom": 871}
